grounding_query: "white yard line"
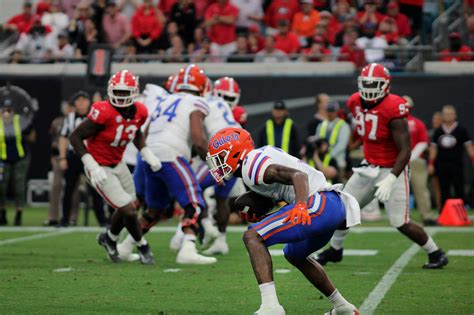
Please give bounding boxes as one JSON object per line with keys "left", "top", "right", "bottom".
{"left": 0, "top": 229, "right": 73, "bottom": 246}
{"left": 0, "top": 226, "right": 473, "bottom": 233}
{"left": 447, "top": 250, "right": 474, "bottom": 256}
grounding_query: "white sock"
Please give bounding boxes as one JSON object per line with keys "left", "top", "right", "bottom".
{"left": 328, "top": 289, "right": 350, "bottom": 309}
{"left": 107, "top": 230, "right": 118, "bottom": 242}
{"left": 218, "top": 232, "right": 226, "bottom": 241}
{"left": 183, "top": 234, "right": 196, "bottom": 242}
{"left": 259, "top": 282, "right": 280, "bottom": 307}
{"left": 421, "top": 237, "right": 438, "bottom": 254}
{"left": 136, "top": 237, "right": 147, "bottom": 247}
{"left": 330, "top": 229, "right": 349, "bottom": 250}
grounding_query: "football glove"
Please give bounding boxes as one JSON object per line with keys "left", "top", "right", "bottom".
{"left": 283, "top": 202, "right": 311, "bottom": 225}
{"left": 140, "top": 147, "right": 162, "bottom": 172}
{"left": 375, "top": 173, "right": 397, "bottom": 203}
{"left": 81, "top": 153, "right": 107, "bottom": 188}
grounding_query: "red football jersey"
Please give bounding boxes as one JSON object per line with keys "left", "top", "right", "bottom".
{"left": 86, "top": 101, "right": 148, "bottom": 166}
{"left": 407, "top": 115, "right": 429, "bottom": 149}
{"left": 232, "top": 105, "right": 248, "bottom": 127}
{"left": 347, "top": 92, "right": 409, "bottom": 167}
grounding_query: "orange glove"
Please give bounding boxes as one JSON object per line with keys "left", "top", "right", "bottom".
{"left": 283, "top": 202, "right": 311, "bottom": 225}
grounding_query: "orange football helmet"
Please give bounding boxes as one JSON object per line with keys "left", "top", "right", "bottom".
{"left": 107, "top": 70, "right": 139, "bottom": 107}
{"left": 207, "top": 127, "right": 255, "bottom": 182}
{"left": 214, "top": 76, "right": 241, "bottom": 108}
{"left": 203, "top": 76, "right": 213, "bottom": 97}
{"left": 358, "top": 63, "right": 391, "bottom": 102}
{"left": 165, "top": 74, "right": 179, "bottom": 93}
{"left": 176, "top": 64, "right": 207, "bottom": 95}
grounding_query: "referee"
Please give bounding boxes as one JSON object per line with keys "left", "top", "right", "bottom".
{"left": 58, "top": 91, "right": 106, "bottom": 227}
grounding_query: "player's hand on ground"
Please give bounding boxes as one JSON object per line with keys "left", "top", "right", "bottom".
{"left": 283, "top": 202, "right": 311, "bottom": 225}
{"left": 375, "top": 173, "right": 397, "bottom": 203}
{"left": 141, "top": 147, "right": 162, "bottom": 172}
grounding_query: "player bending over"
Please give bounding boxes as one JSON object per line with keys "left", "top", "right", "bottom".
{"left": 70, "top": 70, "right": 162, "bottom": 264}
{"left": 207, "top": 127, "right": 361, "bottom": 315}
{"left": 317, "top": 63, "right": 448, "bottom": 269}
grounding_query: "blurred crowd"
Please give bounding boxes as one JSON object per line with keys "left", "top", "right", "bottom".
{"left": 1, "top": 0, "right": 473, "bottom": 66}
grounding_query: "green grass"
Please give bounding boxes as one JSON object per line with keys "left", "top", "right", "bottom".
{"left": 0, "top": 227, "right": 473, "bottom": 314}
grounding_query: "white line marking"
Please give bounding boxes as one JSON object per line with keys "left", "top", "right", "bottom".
{"left": 447, "top": 250, "right": 474, "bottom": 256}
{"left": 0, "top": 230, "right": 72, "bottom": 246}
{"left": 359, "top": 239, "right": 428, "bottom": 314}
{"left": 0, "top": 226, "right": 473, "bottom": 233}
{"left": 275, "top": 269, "right": 291, "bottom": 274}
{"left": 164, "top": 268, "right": 181, "bottom": 273}
{"left": 340, "top": 249, "right": 379, "bottom": 256}
{"left": 53, "top": 267, "right": 73, "bottom": 273}
{"left": 269, "top": 249, "right": 285, "bottom": 256}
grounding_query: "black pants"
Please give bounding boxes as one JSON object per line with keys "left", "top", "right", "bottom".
{"left": 61, "top": 152, "right": 107, "bottom": 225}
{"left": 437, "top": 163, "right": 465, "bottom": 209}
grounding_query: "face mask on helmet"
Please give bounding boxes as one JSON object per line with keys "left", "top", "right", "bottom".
{"left": 358, "top": 76, "right": 389, "bottom": 102}
{"left": 108, "top": 87, "right": 138, "bottom": 107}
{"left": 217, "top": 92, "right": 240, "bottom": 107}
{"left": 206, "top": 150, "right": 234, "bottom": 183}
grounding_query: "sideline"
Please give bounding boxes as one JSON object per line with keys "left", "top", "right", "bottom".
{"left": 0, "top": 229, "right": 73, "bottom": 246}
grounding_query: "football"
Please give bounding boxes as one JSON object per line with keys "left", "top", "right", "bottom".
{"left": 234, "top": 191, "right": 275, "bottom": 220}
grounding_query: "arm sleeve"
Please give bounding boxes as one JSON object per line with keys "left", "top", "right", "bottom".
{"left": 87, "top": 103, "right": 108, "bottom": 125}
{"left": 192, "top": 98, "right": 209, "bottom": 116}
{"left": 242, "top": 151, "right": 274, "bottom": 186}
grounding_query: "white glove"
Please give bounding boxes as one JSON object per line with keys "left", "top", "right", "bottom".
{"left": 81, "top": 153, "right": 107, "bottom": 188}
{"left": 374, "top": 173, "right": 397, "bottom": 203}
{"left": 141, "top": 147, "right": 162, "bottom": 172}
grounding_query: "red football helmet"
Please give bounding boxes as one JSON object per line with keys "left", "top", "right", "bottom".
{"left": 176, "top": 64, "right": 208, "bottom": 95}
{"left": 107, "top": 70, "right": 139, "bottom": 107}
{"left": 207, "top": 127, "right": 255, "bottom": 182}
{"left": 165, "top": 74, "right": 179, "bottom": 93}
{"left": 214, "top": 77, "right": 241, "bottom": 108}
{"left": 358, "top": 63, "right": 391, "bottom": 102}
{"left": 203, "top": 77, "right": 213, "bottom": 97}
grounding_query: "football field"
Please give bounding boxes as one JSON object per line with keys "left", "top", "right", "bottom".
{"left": 0, "top": 223, "right": 473, "bottom": 314}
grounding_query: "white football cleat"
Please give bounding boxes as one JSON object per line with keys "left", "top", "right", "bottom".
{"left": 253, "top": 304, "right": 285, "bottom": 315}
{"left": 203, "top": 236, "right": 229, "bottom": 255}
{"left": 201, "top": 218, "right": 219, "bottom": 249}
{"left": 117, "top": 235, "right": 140, "bottom": 262}
{"left": 324, "top": 304, "right": 360, "bottom": 315}
{"left": 170, "top": 224, "right": 184, "bottom": 251}
{"left": 176, "top": 240, "right": 217, "bottom": 265}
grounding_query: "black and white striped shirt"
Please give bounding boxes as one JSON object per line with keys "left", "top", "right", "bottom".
{"left": 60, "top": 112, "right": 86, "bottom": 151}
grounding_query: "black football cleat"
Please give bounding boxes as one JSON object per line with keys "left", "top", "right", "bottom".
{"left": 137, "top": 243, "right": 156, "bottom": 265}
{"left": 423, "top": 249, "right": 448, "bottom": 269}
{"left": 316, "top": 247, "right": 343, "bottom": 266}
{"left": 97, "top": 232, "right": 121, "bottom": 263}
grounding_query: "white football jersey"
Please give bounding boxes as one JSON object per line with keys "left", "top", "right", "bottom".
{"left": 146, "top": 92, "right": 209, "bottom": 161}
{"left": 242, "top": 146, "right": 329, "bottom": 204}
{"left": 122, "top": 84, "right": 169, "bottom": 166}
{"left": 204, "top": 95, "right": 240, "bottom": 138}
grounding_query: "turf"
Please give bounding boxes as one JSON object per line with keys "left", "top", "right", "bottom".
{"left": 0, "top": 227, "right": 473, "bottom": 314}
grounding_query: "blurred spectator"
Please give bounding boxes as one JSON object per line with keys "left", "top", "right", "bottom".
{"left": 404, "top": 96, "right": 436, "bottom": 225}
{"left": 131, "top": 0, "right": 165, "bottom": 54}
{"left": 122, "top": 43, "right": 138, "bottom": 62}
{"left": 4, "top": 1, "right": 38, "bottom": 34}
{"left": 102, "top": 1, "right": 131, "bottom": 50}
{"left": 190, "top": 36, "right": 211, "bottom": 62}
{"left": 429, "top": 111, "right": 443, "bottom": 138}
{"left": 165, "top": 34, "right": 187, "bottom": 62}
{"left": 385, "top": 1, "right": 411, "bottom": 39}
{"left": 429, "top": 105, "right": 474, "bottom": 209}
{"left": 334, "top": 15, "right": 359, "bottom": 47}
{"left": 306, "top": 93, "right": 329, "bottom": 139}
{"left": 255, "top": 35, "right": 288, "bottom": 62}
{"left": 195, "top": 0, "right": 212, "bottom": 20}
{"left": 205, "top": 0, "right": 239, "bottom": 60}
{"left": 258, "top": 100, "right": 300, "bottom": 157}
{"left": 48, "top": 31, "right": 74, "bottom": 61}
{"left": 467, "top": 15, "right": 474, "bottom": 50}
{"left": 36, "top": 0, "right": 52, "bottom": 16}
{"left": 356, "top": 0, "right": 384, "bottom": 31}
{"left": 376, "top": 18, "right": 399, "bottom": 45}
{"left": 170, "top": 0, "right": 197, "bottom": 46}
{"left": 62, "top": 0, "right": 83, "bottom": 19}
{"left": 339, "top": 28, "right": 366, "bottom": 69}
{"left": 187, "top": 26, "right": 205, "bottom": 53}
{"left": 428, "top": 110, "right": 442, "bottom": 210}
{"left": 318, "top": 10, "right": 341, "bottom": 45}
{"left": 439, "top": 32, "right": 472, "bottom": 62}
{"left": 117, "top": 0, "right": 141, "bottom": 20}
{"left": 15, "top": 17, "right": 54, "bottom": 63}
{"left": 227, "top": 34, "right": 254, "bottom": 62}
{"left": 301, "top": 35, "right": 331, "bottom": 62}
{"left": 41, "top": 0, "right": 69, "bottom": 35}
{"left": 465, "top": 0, "right": 474, "bottom": 15}
{"left": 157, "top": 21, "right": 180, "bottom": 51}
{"left": 291, "top": 0, "right": 320, "bottom": 40}
{"left": 159, "top": 0, "right": 179, "bottom": 17}
{"left": 315, "top": 101, "right": 350, "bottom": 169}
{"left": 68, "top": 2, "right": 93, "bottom": 45}
{"left": 264, "top": 0, "right": 299, "bottom": 30}
{"left": 74, "top": 18, "right": 99, "bottom": 58}
{"left": 398, "top": 0, "right": 422, "bottom": 32}
{"left": 313, "top": 0, "right": 330, "bottom": 11}
{"left": 309, "top": 139, "right": 340, "bottom": 183}
{"left": 248, "top": 25, "right": 265, "bottom": 53}
{"left": 332, "top": 0, "right": 355, "bottom": 23}
{"left": 91, "top": 0, "right": 108, "bottom": 37}
{"left": 356, "top": 23, "right": 388, "bottom": 63}
{"left": 274, "top": 19, "right": 300, "bottom": 55}
{"left": 0, "top": 89, "right": 36, "bottom": 226}
{"left": 231, "top": 0, "right": 264, "bottom": 33}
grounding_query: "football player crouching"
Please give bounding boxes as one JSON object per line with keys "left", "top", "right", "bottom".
{"left": 207, "top": 127, "right": 361, "bottom": 315}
